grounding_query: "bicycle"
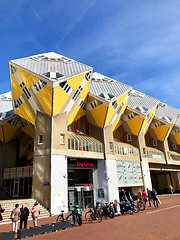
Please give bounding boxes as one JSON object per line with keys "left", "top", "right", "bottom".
{"left": 56, "top": 209, "right": 77, "bottom": 227}
{"left": 137, "top": 199, "right": 145, "bottom": 211}
{"left": 85, "top": 208, "right": 102, "bottom": 223}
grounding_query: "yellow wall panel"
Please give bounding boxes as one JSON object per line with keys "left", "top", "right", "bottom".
{"left": 18, "top": 68, "right": 38, "bottom": 89}
{"left": 36, "top": 86, "right": 52, "bottom": 116}
{"left": 67, "top": 106, "right": 84, "bottom": 125}
{"left": 127, "top": 117, "right": 144, "bottom": 136}
{"left": 113, "top": 118, "right": 121, "bottom": 132}
{"left": 174, "top": 133, "right": 180, "bottom": 144}
{"left": 17, "top": 103, "right": 35, "bottom": 125}
{"left": 91, "top": 104, "right": 108, "bottom": 128}
{"left": 104, "top": 105, "right": 115, "bottom": 128}
{"left": 67, "top": 74, "right": 86, "bottom": 91}
{"left": 153, "top": 125, "right": 170, "bottom": 141}
{"left": 3, "top": 124, "right": 18, "bottom": 143}
{"left": 0, "top": 126, "right": 4, "bottom": 142}
{"left": 79, "top": 81, "right": 90, "bottom": 101}
{"left": 22, "top": 125, "right": 34, "bottom": 139}
{"left": 53, "top": 86, "right": 69, "bottom": 116}
{"left": 116, "top": 92, "right": 128, "bottom": 107}
{"left": 11, "top": 74, "right": 23, "bottom": 100}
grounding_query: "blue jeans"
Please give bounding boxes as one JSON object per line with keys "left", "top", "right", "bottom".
{"left": 151, "top": 199, "right": 158, "bottom": 209}
{"left": 33, "top": 217, "right": 38, "bottom": 227}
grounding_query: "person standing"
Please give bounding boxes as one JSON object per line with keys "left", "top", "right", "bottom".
{"left": 147, "top": 188, "right": 152, "bottom": 207}
{"left": 20, "top": 204, "right": 29, "bottom": 229}
{"left": 137, "top": 189, "right": 142, "bottom": 200}
{"left": 0, "top": 204, "right": 5, "bottom": 221}
{"left": 31, "top": 202, "right": 39, "bottom": 227}
{"left": 142, "top": 189, "right": 148, "bottom": 205}
{"left": 11, "top": 204, "right": 21, "bottom": 233}
{"left": 151, "top": 188, "right": 158, "bottom": 209}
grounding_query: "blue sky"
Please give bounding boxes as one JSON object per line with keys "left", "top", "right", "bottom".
{"left": 0, "top": 0, "right": 180, "bottom": 109}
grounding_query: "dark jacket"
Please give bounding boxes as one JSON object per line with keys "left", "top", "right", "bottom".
{"left": 147, "top": 190, "right": 152, "bottom": 199}
{"left": 20, "top": 207, "right": 29, "bottom": 219}
{"left": 151, "top": 190, "right": 157, "bottom": 200}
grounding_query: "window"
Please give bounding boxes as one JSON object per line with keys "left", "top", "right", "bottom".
{"left": 72, "top": 86, "right": 83, "bottom": 101}
{"left": 34, "top": 79, "right": 47, "bottom": 92}
{"left": 113, "top": 125, "right": 127, "bottom": 143}
{"left": 59, "top": 81, "right": 71, "bottom": 94}
{"left": 14, "top": 97, "right": 23, "bottom": 108}
{"left": 127, "top": 134, "right": 132, "bottom": 142}
{"left": 90, "top": 99, "right": 103, "bottom": 109}
{"left": 112, "top": 101, "right": 118, "bottom": 110}
{"left": 60, "top": 134, "right": 65, "bottom": 145}
{"left": 38, "top": 135, "right": 43, "bottom": 145}
{"left": 110, "top": 142, "right": 113, "bottom": 152}
{"left": 67, "top": 116, "right": 90, "bottom": 136}
{"left": 153, "top": 140, "right": 157, "bottom": 147}
{"left": 173, "top": 144, "right": 177, "bottom": 150}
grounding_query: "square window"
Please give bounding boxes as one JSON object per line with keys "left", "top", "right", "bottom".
{"left": 60, "top": 134, "right": 65, "bottom": 145}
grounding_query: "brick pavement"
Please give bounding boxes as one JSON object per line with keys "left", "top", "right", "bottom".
{"left": 0, "top": 194, "right": 180, "bottom": 240}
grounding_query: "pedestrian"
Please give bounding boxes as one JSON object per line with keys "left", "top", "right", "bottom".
{"left": 20, "top": 204, "right": 29, "bottom": 229}
{"left": 11, "top": 204, "right": 21, "bottom": 233}
{"left": 0, "top": 204, "right": 5, "bottom": 221}
{"left": 151, "top": 188, "right": 158, "bottom": 209}
{"left": 169, "top": 185, "right": 174, "bottom": 194}
{"left": 147, "top": 188, "right": 152, "bottom": 207}
{"left": 142, "top": 189, "right": 148, "bottom": 205}
{"left": 31, "top": 202, "right": 40, "bottom": 227}
{"left": 137, "top": 189, "right": 142, "bottom": 200}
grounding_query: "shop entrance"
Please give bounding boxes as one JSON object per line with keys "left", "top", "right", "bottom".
{"left": 68, "top": 169, "right": 94, "bottom": 209}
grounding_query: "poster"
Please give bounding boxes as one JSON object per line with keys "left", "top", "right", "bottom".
{"left": 126, "top": 161, "right": 133, "bottom": 172}
{"left": 117, "top": 172, "right": 124, "bottom": 185}
{"left": 98, "top": 188, "right": 104, "bottom": 198}
{"left": 116, "top": 161, "right": 123, "bottom": 172}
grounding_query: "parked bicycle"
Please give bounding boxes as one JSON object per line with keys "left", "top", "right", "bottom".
{"left": 56, "top": 209, "right": 77, "bottom": 227}
{"left": 85, "top": 202, "right": 102, "bottom": 223}
{"left": 137, "top": 199, "right": 145, "bottom": 211}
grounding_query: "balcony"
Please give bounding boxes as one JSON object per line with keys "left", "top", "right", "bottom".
{"left": 114, "top": 142, "right": 139, "bottom": 157}
{"left": 169, "top": 152, "right": 180, "bottom": 161}
{"left": 67, "top": 132, "right": 103, "bottom": 153}
{"left": 146, "top": 149, "right": 165, "bottom": 160}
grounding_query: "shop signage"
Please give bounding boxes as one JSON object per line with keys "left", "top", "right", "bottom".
{"left": 68, "top": 158, "right": 97, "bottom": 169}
{"left": 84, "top": 184, "right": 93, "bottom": 187}
{"left": 98, "top": 188, "right": 104, "bottom": 198}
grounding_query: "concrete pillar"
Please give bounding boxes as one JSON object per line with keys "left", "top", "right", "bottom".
{"left": 51, "top": 155, "right": 68, "bottom": 214}
{"left": 93, "top": 159, "right": 108, "bottom": 205}
{"left": 141, "top": 161, "right": 152, "bottom": 190}
{"left": 105, "top": 159, "right": 119, "bottom": 202}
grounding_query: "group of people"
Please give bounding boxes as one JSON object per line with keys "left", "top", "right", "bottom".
{"left": 0, "top": 202, "right": 40, "bottom": 234}
{"left": 137, "top": 188, "right": 160, "bottom": 209}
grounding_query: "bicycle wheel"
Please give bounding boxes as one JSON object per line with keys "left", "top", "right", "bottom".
{"left": 66, "top": 214, "right": 77, "bottom": 227}
{"left": 133, "top": 207, "right": 139, "bottom": 213}
{"left": 56, "top": 214, "right": 64, "bottom": 222}
{"left": 138, "top": 202, "right": 145, "bottom": 211}
{"left": 85, "top": 210, "right": 93, "bottom": 222}
{"left": 95, "top": 212, "right": 102, "bottom": 223}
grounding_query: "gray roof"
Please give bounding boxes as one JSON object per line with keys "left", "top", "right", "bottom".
{"left": 10, "top": 52, "right": 92, "bottom": 81}
{"left": 155, "top": 103, "right": 180, "bottom": 124}
{"left": 127, "top": 90, "right": 160, "bottom": 115}
{"left": 175, "top": 117, "right": 180, "bottom": 127}
{"left": 89, "top": 72, "right": 132, "bottom": 102}
{"left": 0, "top": 99, "right": 15, "bottom": 121}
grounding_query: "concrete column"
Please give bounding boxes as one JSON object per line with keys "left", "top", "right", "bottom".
{"left": 105, "top": 159, "right": 119, "bottom": 202}
{"left": 93, "top": 159, "right": 108, "bottom": 205}
{"left": 141, "top": 161, "right": 152, "bottom": 190}
{"left": 51, "top": 155, "right": 68, "bottom": 214}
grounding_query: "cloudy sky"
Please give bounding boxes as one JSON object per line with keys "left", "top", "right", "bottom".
{"left": 0, "top": 0, "right": 180, "bottom": 108}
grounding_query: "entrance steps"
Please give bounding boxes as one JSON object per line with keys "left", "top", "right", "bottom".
{"left": 0, "top": 198, "right": 50, "bottom": 224}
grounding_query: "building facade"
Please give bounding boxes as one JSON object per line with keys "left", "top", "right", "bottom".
{"left": 0, "top": 52, "right": 180, "bottom": 214}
